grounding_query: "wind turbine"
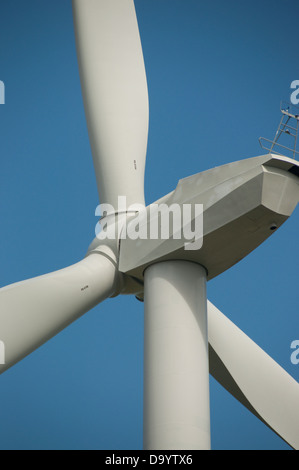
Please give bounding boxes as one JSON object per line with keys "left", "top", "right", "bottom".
{"left": 0, "top": 0, "right": 299, "bottom": 450}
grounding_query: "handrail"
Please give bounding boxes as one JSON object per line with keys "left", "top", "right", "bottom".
{"left": 259, "top": 137, "right": 299, "bottom": 158}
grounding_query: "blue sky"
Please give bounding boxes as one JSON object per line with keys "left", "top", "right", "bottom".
{"left": 0, "top": 0, "right": 298, "bottom": 450}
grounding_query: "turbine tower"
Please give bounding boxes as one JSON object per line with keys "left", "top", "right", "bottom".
{"left": 0, "top": 0, "right": 298, "bottom": 450}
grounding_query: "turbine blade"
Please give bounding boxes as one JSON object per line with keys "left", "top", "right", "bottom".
{"left": 208, "top": 301, "right": 299, "bottom": 450}
{"left": 0, "top": 254, "right": 118, "bottom": 374}
{"left": 72, "top": 0, "right": 149, "bottom": 209}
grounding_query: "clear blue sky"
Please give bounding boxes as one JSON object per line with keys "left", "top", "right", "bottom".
{"left": 0, "top": 0, "right": 298, "bottom": 450}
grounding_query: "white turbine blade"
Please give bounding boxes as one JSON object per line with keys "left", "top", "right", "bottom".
{"left": 208, "top": 301, "right": 299, "bottom": 449}
{"left": 72, "top": 0, "right": 149, "bottom": 209}
{"left": 0, "top": 254, "right": 118, "bottom": 374}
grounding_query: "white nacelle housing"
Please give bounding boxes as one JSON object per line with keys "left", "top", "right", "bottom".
{"left": 119, "top": 154, "right": 299, "bottom": 282}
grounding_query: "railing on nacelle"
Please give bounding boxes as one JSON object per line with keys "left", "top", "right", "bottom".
{"left": 259, "top": 101, "right": 299, "bottom": 160}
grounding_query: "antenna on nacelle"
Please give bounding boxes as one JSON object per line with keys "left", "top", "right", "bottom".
{"left": 259, "top": 101, "right": 299, "bottom": 159}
